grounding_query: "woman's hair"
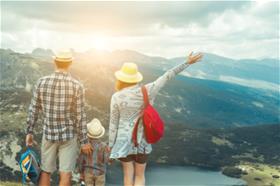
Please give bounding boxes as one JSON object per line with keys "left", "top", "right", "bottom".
{"left": 115, "top": 80, "right": 137, "bottom": 91}
{"left": 55, "top": 61, "right": 72, "bottom": 69}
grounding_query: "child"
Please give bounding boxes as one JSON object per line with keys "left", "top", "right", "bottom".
{"left": 77, "top": 118, "right": 110, "bottom": 186}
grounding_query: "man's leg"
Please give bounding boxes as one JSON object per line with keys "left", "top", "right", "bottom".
{"left": 39, "top": 171, "right": 51, "bottom": 186}
{"left": 59, "top": 172, "right": 72, "bottom": 186}
{"left": 58, "top": 136, "right": 78, "bottom": 186}
{"left": 40, "top": 135, "right": 57, "bottom": 186}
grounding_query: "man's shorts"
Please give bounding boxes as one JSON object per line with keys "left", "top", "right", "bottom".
{"left": 41, "top": 135, "right": 78, "bottom": 173}
{"left": 118, "top": 154, "right": 148, "bottom": 164}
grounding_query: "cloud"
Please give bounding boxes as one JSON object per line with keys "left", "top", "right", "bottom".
{"left": 1, "top": 1, "right": 250, "bottom": 33}
{"left": 1, "top": 1, "right": 279, "bottom": 59}
{"left": 181, "top": 70, "right": 207, "bottom": 79}
{"left": 219, "top": 75, "right": 280, "bottom": 92}
{"left": 252, "top": 101, "right": 264, "bottom": 108}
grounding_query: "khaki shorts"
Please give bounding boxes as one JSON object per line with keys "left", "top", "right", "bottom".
{"left": 85, "top": 173, "right": 105, "bottom": 186}
{"left": 41, "top": 135, "right": 78, "bottom": 173}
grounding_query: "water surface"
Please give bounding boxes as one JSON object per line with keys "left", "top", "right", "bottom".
{"left": 106, "top": 164, "right": 246, "bottom": 186}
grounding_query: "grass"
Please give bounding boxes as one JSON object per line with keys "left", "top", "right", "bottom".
{"left": 238, "top": 163, "right": 280, "bottom": 186}
{"left": 0, "top": 181, "right": 82, "bottom": 186}
{"left": 0, "top": 181, "right": 21, "bottom": 186}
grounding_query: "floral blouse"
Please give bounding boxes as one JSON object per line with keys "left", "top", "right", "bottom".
{"left": 109, "top": 62, "right": 190, "bottom": 159}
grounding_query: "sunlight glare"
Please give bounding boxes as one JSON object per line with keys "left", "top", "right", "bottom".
{"left": 90, "top": 35, "right": 109, "bottom": 51}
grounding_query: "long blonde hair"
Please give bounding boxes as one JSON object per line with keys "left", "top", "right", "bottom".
{"left": 115, "top": 80, "right": 137, "bottom": 91}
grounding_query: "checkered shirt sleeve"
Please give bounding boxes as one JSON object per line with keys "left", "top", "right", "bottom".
{"left": 26, "top": 79, "right": 42, "bottom": 134}
{"left": 73, "top": 84, "right": 88, "bottom": 145}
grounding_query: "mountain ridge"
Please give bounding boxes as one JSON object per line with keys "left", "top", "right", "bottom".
{"left": 1, "top": 48, "right": 279, "bottom": 128}
{"left": 0, "top": 48, "right": 279, "bottom": 185}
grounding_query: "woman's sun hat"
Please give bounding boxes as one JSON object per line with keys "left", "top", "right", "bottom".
{"left": 115, "top": 63, "right": 143, "bottom": 83}
{"left": 87, "top": 118, "right": 105, "bottom": 139}
{"left": 53, "top": 49, "right": 73, "bottom": 63}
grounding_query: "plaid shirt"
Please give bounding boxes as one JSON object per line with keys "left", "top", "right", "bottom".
{"left": 77, "top": 139, "right": 110, "bottom": 177}
{"left": 26, "top": 71, "right": 88, "bottom": 145}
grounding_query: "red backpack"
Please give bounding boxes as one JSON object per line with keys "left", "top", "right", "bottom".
{"left": 132, "top": 86, "right": 164, "bottom": 146}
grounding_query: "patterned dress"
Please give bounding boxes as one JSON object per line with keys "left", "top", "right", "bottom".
{"left": 109, "top": 62, "right": 190, "bottom": 159}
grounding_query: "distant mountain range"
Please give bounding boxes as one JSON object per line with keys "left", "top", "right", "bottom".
{"left": 0, "top": 48, "right": 279, "bottom": 184}
{"left": 1, "top": 48, "right": 279, "bottom": 127}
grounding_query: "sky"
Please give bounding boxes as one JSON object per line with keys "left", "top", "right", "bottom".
{"left": 1, "top": 1, "right": 279, "bottom": 59}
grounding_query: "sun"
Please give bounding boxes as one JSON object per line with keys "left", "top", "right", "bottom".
{"left": 90, "top": 35, "right": 108, "bottom": 51}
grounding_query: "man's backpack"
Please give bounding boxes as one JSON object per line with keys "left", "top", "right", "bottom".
{"left": 132, "top": 86, "right": 164, "bottom": 146}
{"left": 19, "top": 148, "right": 41, "bottom": 184}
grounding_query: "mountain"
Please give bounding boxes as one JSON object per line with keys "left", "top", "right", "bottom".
{"left": 0, "top": 48, "right": 279, "bottom": 184}
{"left": 0, "top": 48, "right": 279, "bottom": 127}
{"left": 170, "top": 53, "right": 279, "bottom": 89}
{"left": 31, "top": 48, "right": 54, "bottom": 59}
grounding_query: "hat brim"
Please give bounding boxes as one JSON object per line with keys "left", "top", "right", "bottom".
{"left": 53, "top": 56, "right": 73, "bottom": 63}
{"left": 87, "top": 126, "right": 105, "bottom": 139}
{"left": 115, "top": 71, "right": 143, "bottom": 83}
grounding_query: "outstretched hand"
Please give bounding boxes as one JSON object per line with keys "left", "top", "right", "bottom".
{"left": 187, "top": 52, "right": 203, "bottom": 65}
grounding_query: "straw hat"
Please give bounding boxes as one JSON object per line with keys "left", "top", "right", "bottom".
{"left": 87, "top": 118, "right": 105, "bottom": 139}
{"left": 115, "top": 63, "right": 143, "bottom": 83}
{"left": 53, "top": 49, "right": 73, "bottom": 63}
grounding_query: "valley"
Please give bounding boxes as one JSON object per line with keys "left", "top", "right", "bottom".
{"left": 0, "top": 48, "right": 279, "bottom": 185}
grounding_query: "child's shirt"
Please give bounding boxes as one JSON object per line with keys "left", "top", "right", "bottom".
{"left": 77, "top": 139, "right": 110, "bottom": 177}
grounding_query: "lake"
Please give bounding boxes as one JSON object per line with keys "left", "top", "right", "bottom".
{"left": 106, "top": 164, "right": 246, "bottom": 186}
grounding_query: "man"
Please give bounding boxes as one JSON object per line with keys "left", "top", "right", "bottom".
{"left": 26, "top": 49, "right": 93, "bottom": 186}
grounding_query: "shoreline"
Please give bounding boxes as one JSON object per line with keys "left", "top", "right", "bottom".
{"left": 149, "top": 161, "right": 280, "bottom": 186}
{"left": 1, "top": 162, "right": 279, "bottom": 186}
{"left": 222, "top": 162, "right": 280, "bottom": 186}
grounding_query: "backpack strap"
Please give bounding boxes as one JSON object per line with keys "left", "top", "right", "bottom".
{"left": 132, "top": 116, "right": 141, "bottom": 147}
{"left": 132, "top": 86, "right": 149, "bottom": 147}
{"left": 141, "top": 86, "right": 149, "bottom": 108}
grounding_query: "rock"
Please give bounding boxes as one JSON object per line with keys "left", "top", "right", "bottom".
{"left": 222, "top": 167, "right": 243, "bottom": 178}
{"left": 254, "top": 177, "right": 262, "bottom": 181}
{"left": 272, "top": 175, "right": 279, "bottom": 179}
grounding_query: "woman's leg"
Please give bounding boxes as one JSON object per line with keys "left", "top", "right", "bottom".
{"left": 122, "top": 161, "right": 134, "bottom": 186}
{"left": 134, "top": 162, "right": 146, "bottom": 186}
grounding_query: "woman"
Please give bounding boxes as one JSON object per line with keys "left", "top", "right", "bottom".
{"left": 109, "top": 52, "right": 203, "bottom": 186}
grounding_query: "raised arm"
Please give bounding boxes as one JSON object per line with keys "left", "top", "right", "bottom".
{"left": 147, "top": 52, "right": 203, "bottom": 98}
{"left": 109, "top": 95, "right": 120, "bottom": 148}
